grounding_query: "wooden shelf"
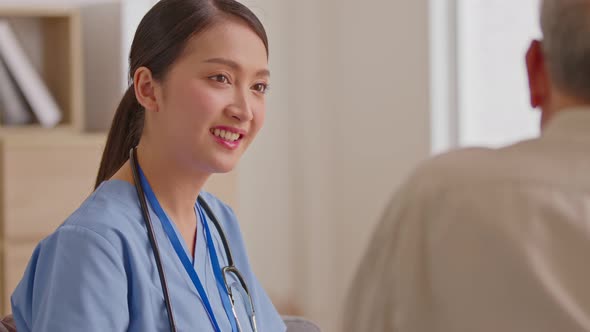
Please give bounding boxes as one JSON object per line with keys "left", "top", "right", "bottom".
{"left": 0, "top": 6, "right": 83, "bottom": 130}
{"left": 0, "top": 6, "right": 98, "bottom": 312}
{"left": 0, "top": 127, "right": 105, "bottom": 146}
{"left": 0, "top": 131, "right": 106, "bottom": 314}
{"left": 0, "top": 6, "right": 79, "bottom": 17}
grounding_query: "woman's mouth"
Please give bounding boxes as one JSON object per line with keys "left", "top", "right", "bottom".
{"left": 211, "top": 128, "right": 241, "bottom": 141}
{"left": 210, "top": 127, "right": 244, "bottom": 150}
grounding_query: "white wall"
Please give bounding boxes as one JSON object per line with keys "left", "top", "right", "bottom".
{"left": 81, "top": 0, "right": 123, "bottom": 131}
{"left": 121, "top": 0, "right": 158, "bottom": 89}
{"left": 234, "top": 0, "right": 298, "bottom": 313}
{"left": 304, "top": 2, "right": 432, "bottom": 330}
{"left": 237, "top": 1, "right": 433, "bottom": 331}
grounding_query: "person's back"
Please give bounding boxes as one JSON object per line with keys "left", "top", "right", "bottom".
{"left": 344, "top": 0, "right": 590, "bottom": 331}
{"left": 345, "top": 112, "right": 590, "bottom": 331}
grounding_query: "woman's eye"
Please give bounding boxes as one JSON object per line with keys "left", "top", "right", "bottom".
{"left": 252, "top": 83, "right": 269, "bottom": 94}
{"left": 210, "top": 74, "right": 229, "bottom": 84}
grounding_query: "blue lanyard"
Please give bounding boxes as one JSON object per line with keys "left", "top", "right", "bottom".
{"left": 137, "top": 165, "right": 238, "bottom": 332}
{"left": 197, "top": 202, "right": 240, "bottom": 332}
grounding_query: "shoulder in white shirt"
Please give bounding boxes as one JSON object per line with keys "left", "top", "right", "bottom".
{"left": 344, "top": 109, "right": 590, "bottom": 332}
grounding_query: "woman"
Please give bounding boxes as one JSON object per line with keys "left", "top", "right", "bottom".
{"left": 11, "top": 0, "right": 285, "bottom": 331}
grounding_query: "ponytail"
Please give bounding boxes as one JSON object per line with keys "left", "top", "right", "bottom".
{"left": 94, "top": 85, "right": 144, "bottom": 189}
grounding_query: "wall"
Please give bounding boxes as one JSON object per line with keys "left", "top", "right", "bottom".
{"left": 235, "top": 0, "right": 298, "bottom": 313}
{"left": 238, "top": 0, "right": 433, "bottom": 331}
{"left": 81, "top": 0, "right": 123, "bottom": 131}
{"left": 302, "top": 1, "right": 432, "bottom": 330}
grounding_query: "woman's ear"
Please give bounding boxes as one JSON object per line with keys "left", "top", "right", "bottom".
{"left": 525, "top": 40, "right": 549, "bottom": 108}
{"left": 133, "top": 67, "right": 159, "bottom": 112}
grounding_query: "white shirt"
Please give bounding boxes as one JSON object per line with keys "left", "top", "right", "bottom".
{"left": 344, "top": 109, "right": 590, "bottom": 332}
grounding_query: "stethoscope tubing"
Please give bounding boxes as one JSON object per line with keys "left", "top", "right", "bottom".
{"left": 129, "top": 147, "right": 255, "bottom": 332}
{"left": 129, "top": 148, "right": 177, "bottom": 332}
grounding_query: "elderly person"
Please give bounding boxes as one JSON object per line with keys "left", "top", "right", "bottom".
{"left": 344, "top": 0, "right": 590, "bottom": 331}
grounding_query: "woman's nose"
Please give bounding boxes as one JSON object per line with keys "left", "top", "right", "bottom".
{"left": 225, "top": 90, "right": 254, "bottom": 121}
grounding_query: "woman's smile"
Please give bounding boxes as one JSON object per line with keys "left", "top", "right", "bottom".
{"left": 210, "top": 126, "right": 246, "bottom": 150}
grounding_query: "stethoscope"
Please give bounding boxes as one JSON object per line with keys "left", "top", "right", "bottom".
{"left": 129, "top": 147, "right": 258, "bottom": 332}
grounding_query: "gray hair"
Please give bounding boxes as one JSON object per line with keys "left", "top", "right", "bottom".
{"left": 541, "top": 0, "right": 590, "bottom": 100}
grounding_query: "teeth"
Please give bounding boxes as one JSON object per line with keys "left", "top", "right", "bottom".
{"left": 212, "top": 129, "right": 240, "bottom": 142}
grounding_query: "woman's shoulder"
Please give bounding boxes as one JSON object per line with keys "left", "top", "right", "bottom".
{"left": 11, "top": 182, "right": 134, "bottom": 331}
{"left": 57, "top": 180, "right": 144, "bottom": 247}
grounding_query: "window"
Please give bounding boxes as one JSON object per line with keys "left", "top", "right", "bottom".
{"left": 458, "top": 0, "right": 541, "bottom": 147}
{"left": 431, "top": 0, "right": 542, "bottom": 151}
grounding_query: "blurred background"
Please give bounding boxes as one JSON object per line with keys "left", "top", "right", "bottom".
{"left": 0, "top": 0, "right": 541, "bottom": 331}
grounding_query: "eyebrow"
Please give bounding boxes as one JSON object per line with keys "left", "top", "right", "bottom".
{"left": 203, "top": 57, "right": 270, "bottom": 78}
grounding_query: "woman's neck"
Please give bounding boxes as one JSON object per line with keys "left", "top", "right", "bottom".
{"left": 112, "top": 144, "right": 210, "bottom": 228}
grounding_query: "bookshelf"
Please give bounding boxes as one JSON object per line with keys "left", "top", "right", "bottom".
{"left": 0, "top": 6, "right": 104, "bottom": 314}
{"left": 0, "top": 6, "right": 83, "bottom": 130}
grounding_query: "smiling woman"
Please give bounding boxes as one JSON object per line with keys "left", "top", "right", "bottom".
{"left": 10, "top": 1, "right": 284, "bottom": 332}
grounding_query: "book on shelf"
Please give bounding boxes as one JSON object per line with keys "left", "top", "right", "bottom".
{"left": 0, "top": 19, "right": 62, "bottom": 128}
{"left": 0, "top": 56, "right": 34, "bottom": 125}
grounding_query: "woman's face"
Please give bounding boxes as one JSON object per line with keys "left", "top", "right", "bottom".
{"left": 149, "top": 18, "right": 269, "bottom": 174}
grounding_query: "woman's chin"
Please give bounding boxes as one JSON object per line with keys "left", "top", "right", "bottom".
{"left": 209, "top": 159, "right": 238, "bottom": 174}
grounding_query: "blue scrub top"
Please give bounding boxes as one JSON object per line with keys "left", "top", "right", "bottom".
{"left": 11, "top": 180, "right": 286, "bottom": 332}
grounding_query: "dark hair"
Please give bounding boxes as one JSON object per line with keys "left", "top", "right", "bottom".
{"left": 94, "top": 0, "right": 268, "bottom": 188}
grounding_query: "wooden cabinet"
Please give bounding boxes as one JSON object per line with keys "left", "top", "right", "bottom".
{"left": 0, "top": 129, "right": 105, "bottom": 314}
{"left": 0, "top": 5, "right": 95, "bottom": 314}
